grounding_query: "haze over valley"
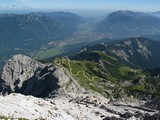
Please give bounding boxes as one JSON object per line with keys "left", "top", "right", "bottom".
{"left": 1, "top": 10, "right": 160, "bottom": 71}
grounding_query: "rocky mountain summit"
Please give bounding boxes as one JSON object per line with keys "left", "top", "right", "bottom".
{"left": 1, "top": 54, "right": 44, "bottom": 93}
{"left": 0, "top": 54, "right": 82, "bottom": 97}
{"left": 0, "top": 54, "right": 160, "bottom": 119}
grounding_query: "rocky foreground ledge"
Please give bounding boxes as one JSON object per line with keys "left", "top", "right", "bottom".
{"left": 0, "top": 54, "right": 159, "bottom": 120}
{"left": 0, "top": 93, "right": 159, "bottom": 120}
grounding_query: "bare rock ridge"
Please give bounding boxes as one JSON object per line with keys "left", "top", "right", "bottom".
{"left": 0, "top": 93, "right": 159, "bottom": 120}
{"left": 0, "top": 54, "right": 82, "bottom": 97}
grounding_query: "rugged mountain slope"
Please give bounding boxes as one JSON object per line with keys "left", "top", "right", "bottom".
{"left": 80, "top": 37, "right": 160, "bottom": 69}
{"left": 0, "top": 52, "right": 160, "bottom": 119}
{"left": 54, "top": 37, "right": 160, "bottom": 100}
{"left": 96, "top": 10, "right": 160, "bottom": 38}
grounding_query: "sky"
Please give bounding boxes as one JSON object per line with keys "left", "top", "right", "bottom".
{"left": 0, "top": 0, "right": 160, "bottom": 16}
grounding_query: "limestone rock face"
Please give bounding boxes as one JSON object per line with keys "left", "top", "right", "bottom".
{"left": 1, "top": 54, "right": 44, "bottom": 92}
{"left": 0, "top": 54, "right": 83, "bottom": 97}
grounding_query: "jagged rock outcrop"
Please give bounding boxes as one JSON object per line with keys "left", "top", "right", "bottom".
{"left": 0, "top": 54, "right": 83, "bottom": 97}
{"left": 1, "top": 54, "right": 45, "bottom": 93}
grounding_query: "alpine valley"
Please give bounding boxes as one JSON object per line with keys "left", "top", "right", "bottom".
{"left": 0, "top": 10, "right": 160, "bottom": 120}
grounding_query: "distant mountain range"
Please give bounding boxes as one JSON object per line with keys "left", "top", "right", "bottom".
{"left": 0, "top": 12, "right": 84, "bottom": 48}
{"left": 96, "top": 10, "right": 160, "bottom": 38}
{"left": 1, "top": 10, "right": 160, "bottom": 49}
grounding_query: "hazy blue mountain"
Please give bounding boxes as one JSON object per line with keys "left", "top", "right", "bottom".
{"left": 32, "top": 12, "right": 84, "bottom": 33}
{"left": 150, "top": 11, "right": 160, "bottom": 17}
{"left": 96, "top": 10, "right": 160, "bottom": 38}
{"left": 0, "top": 12, "right": 84, "bottom": 48}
